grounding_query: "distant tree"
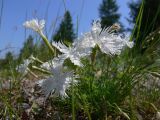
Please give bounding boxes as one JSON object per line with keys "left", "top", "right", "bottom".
{"left": 19, "top": 35, "right": 35, "bottom": 61}
{"left": 36, "top": 41, "right": 53, "bottom": 61}
{"left": 128, "top": 0, "right": 160, "bottom": 53}
{"left": 127, "top": 0, "right": 140, "bottom": 26}
{"left": 99, "top": 0, "right": 122, "bottom": 28}
{"left": 1, "top": 51, "right": 14, "bottom": 69}
{"left": 5, "top": 51, "right": 14, "bottom": 63}
{"left": 53, "top": 11, "right": 76, "bottom": 45}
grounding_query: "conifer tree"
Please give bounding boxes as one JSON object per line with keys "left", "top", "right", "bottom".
{"left": 2, "top": 51, "right": 14, "bottom": 69}
{"left": 37, "top": 41, "right": 53, "bottom": 61}
{"left": 53, "top": 11, "right": 75, "bottom": 45}
{"left": 99, "top": 0, "right": 121, "bottom": 28}
{"left": 19, "top": 35, "right": 35, "bottom": 61}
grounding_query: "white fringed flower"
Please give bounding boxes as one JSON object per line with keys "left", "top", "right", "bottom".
{"left": 52, "top": 42, "right": 90, "bottom": 66}
{"left": 124, "top": 37, "right": 134, "bottom": 48}
{"left": 51, "top": 21, "right": 133, "bottom": 66}
{"left": 38, "top": 64, "right": 75, "bottom": 97}
{"left": 23, "top": 19, "right": 45, "bottom": 33}
{"left": 80, "top": 20, "right": 134, "bottom": 55}
{"left": 17, "top": 59, "right": 32, "bottom": 75}
{"left": 41, "top": 57, "right": 64, "bottom": 70}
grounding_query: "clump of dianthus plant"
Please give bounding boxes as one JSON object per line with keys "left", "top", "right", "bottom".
{"left": 17, "top": 19, "right": 134, "bottom": 98}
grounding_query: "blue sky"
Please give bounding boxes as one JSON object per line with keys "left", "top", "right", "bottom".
{"left": 0, "top": 0, "right": 130, "bottom": 58}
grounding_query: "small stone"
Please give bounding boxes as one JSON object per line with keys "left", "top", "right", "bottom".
{"left": 22, "top": 103, "right": 30, "bottom": 109}
{"left": 156, "top": 111, "right": 160, "bottom": 120}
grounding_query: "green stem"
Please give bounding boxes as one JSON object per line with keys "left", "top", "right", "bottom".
{"left": 90, "top": 47, "right": 97, "bottom": 65}
{"left": 30, "top": 55, "right": 44, "bottom": 64}
{"left": 35, "top": 58, "right": 44, "bottom": 64}
{"left": 32, "top": 65, "right": 51, "bottom": 74}
{"left": 40, "top": 32, "right": 55, "bottom": 55}
{"left": 27, "top": 68, "right": 38, "bottom": 78}
{"left": 71, "top": 78, "right": 75, "bottom": 120}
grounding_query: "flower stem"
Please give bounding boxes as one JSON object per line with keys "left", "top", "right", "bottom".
{"left": 32, "top": 65, "right": 51, "bottom": 74}
{"left": 40, "top": 32, "right": 55, "bottom": 55}
{"left": 27, "top": 68, "right": 38, "bottom": 78}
